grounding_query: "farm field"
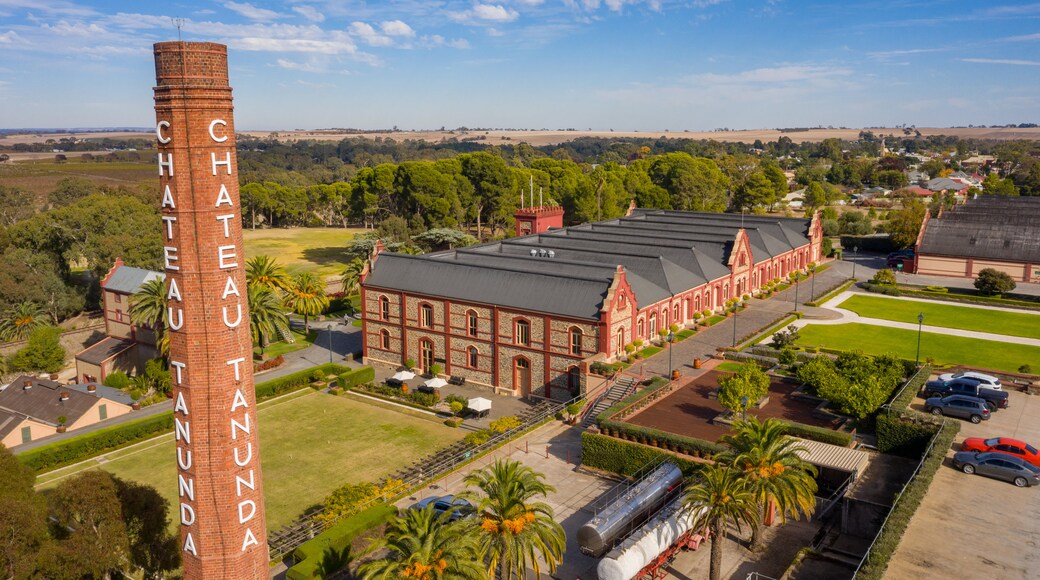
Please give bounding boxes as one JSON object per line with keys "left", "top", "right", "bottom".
{"left": 0, "top": 158, "right": 157, "bottom": 198}
{"left": 794, "top": 322, "right": 1040, "bottom": 373}
{"left": 35, "top": 389, "right": 463, "bottom": 532}
{"left": 837, "top": 294, "right": 1040, "bottom": 339}
{"left": 242, "top": 226, "right": 367, "bottom": 279}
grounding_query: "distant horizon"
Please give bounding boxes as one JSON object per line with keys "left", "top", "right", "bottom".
{"left": 2, "top": 2, "right": 1040, "bottom": 130}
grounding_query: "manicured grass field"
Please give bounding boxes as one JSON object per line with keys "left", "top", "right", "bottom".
{"left": 795, "top": 322, "right": 1040, "bottom": 373}
{"left": 837, "top": 294, "right": 1040, "bottom": 339}
{"left": 715, "top": 361, "right": 745, "bottom": 373}
{"left": 254, "top": 330, "right": 316, "bottom": 358}
{"left": 243, "top": 227, "right": 367, "bottom": 279}
{"left": 36, "top": 389, "right": 462, "bottom": 532}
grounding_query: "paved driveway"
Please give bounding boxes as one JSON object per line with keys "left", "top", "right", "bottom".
{"left": 886, "top": 389, "right": 1040, "bottom": 579}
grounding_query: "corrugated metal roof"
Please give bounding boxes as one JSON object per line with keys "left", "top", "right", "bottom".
{"left": 104, "top": 264, "right": 164, "bottom": 294}
{"left": 918, "top": 196, "right": 1040, "bottom": 263}
{"left": 75, "top": 337, "right": 135, "bottom": 365}
{"left": 0, "top": 376, "right": 101, "bottom": 426}
{"left": 794, "top": 438, "right": 870, "bottom": 477}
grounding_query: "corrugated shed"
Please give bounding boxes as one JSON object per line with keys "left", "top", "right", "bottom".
{"left": 794, "top": 438, "right": 870, "bottom": 477}
{"left": 918, "top": 196, "right": 1040, "bottom": 263}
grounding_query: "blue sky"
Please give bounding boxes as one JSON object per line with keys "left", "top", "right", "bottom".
{"left": 1, "top": 1, "right": 1039, "bottom": 131}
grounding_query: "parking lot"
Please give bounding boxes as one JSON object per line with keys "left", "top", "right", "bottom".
{"left": 886, "top": 389, "right": 1040, "bottom": 579}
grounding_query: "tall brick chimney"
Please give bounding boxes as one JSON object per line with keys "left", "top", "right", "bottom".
{"left": 153, "top": 42, "right": 268, "bottom": 577}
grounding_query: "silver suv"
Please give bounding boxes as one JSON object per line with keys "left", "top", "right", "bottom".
{"left": 938, "top": 371, "right": 1002, "bottom": 391}
{"left": 925, "top": 394, "right": 992, "bottom": 423}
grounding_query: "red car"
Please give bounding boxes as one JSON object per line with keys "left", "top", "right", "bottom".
{"left": 961, "top": 437, "right": 1040, "bottom": 467}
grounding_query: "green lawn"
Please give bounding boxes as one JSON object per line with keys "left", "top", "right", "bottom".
{"left": 255, "top": 330, "right": 316, "bottom": 358}
{"left": 243, "top": 227, "right": 368, "bottom": 278}
{"left": 715, "top": 361, "right": 745, "bottom": 373}
{"left": 837, "top": 294, "right": 1040, "bottom": 340}
{"left": 795, "top": 322, "right": 1040, "bottom": 373}
{"left": 36, "top": 390, "right": 462, "bottom": 532}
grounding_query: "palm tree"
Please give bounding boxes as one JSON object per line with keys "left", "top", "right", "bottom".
{"left": 341, "top": 257, "right": 365, "bottom": 295}
{"left": 245, "top": 255, "right": 293, "bottom": 293}
{"left": 462, "top": 459, "right": 565, "bottom": 580}
{"left": 0, "top": 301, "right": 48, "bottom": 341}
{"left": 359, "top": 504, "right": 484, "bottom": 580}
{"left": 247, "top": 284, "right": 288, "bottom": 355}
{"left": 718, "top": 417, "right": 818, "bottom": 547}
{"left": 284, "top": 272, "right": 329, "bottom": 333}
{"left": 129, "top": 278, "right": 169, "bottom": 356}
{"left": 683, "top": 464, "right": 760, "bottom": 580}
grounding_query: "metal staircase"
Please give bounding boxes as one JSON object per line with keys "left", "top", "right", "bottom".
{"left": 582, "top": 376, "right": 638, "bottom": 428}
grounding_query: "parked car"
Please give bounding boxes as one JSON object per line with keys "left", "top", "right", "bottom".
{"left": 924, "top": 378, "right": 1009, "bottom": 411}
{"left": 887, "top": 249, "right": 915, "bottom": 259}
{"left": 411, "top": 495, "right": 476, "bottom": 522}
{"left": 961, "top": 437, "right": 1040, "bottom": 467}
{"left": 924, "top": 394, "right": 991, "bottom": 423}
{"left": 937, "top": 371, "right": 1002, "bottom": 390}
{"left": 952, "top": 451, "right": 1040, "bottom": 487}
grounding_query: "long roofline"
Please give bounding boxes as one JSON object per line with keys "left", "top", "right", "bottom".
{"left": 381, "top": 251, "right": 614, "bottom": 284}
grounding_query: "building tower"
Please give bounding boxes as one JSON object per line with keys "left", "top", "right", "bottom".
{"left": 153, "top": 42, "right": 269, "bottom": 578}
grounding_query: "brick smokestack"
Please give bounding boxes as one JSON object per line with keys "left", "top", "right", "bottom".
{"left": 153, "top": 42, "right": 268, "bottom": 578}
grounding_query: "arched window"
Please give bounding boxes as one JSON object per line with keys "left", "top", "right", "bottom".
{"left": 615, "top": 327, "right": 625, "bottom": 356}
{"left": 379, "top": 296, "right": 390, "bottom": 320}
{"left": 673, "top": 304, "right": 679, "bottom": 324}
{"left": 380, "top": 329, "right": 390, "bottom": 350}
{"left": 695, "top": 295, "right": 700, "bottom": 311}
{"left": 420, "top": 339, "right": 434, "bottom": 371}
{"left": 466, "top": 309, "right": 478, "bottom": 337}
{"left": 467, "top": 346, "right": 478, "bottom": 368}
{"left": 569, "top": 327, "right": 583, "bottom": 356}
{"left": 637, "top": 318, "right": 645, "bottom": 339}
{"left": 648, "top": 313, "right": 657, "bottom": 337}
{"left": 514, "top": 319, "right": 530, "bottom": 346}
{"left": 724, "top": 283, "right": 730, "bottom": 300}
{"left": 419, "top": 303, "right": 433, "bottom": 328}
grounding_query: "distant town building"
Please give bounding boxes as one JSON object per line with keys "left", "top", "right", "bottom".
{"left": 0, "top": 375, "right": 132, "bottom": 447}
{"left": 915, "top": 196, "right": 1040, "bottom": 282}
{"left": 361, "top": 203, "right": 822, "bottom": 399}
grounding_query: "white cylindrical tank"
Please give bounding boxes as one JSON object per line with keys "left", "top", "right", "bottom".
{"left": 596, "top": 498, "right": 703, "bottom": 580}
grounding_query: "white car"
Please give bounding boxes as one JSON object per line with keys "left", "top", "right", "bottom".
{"left": 938, "top": 371, "right": 1002, "bottom": 391}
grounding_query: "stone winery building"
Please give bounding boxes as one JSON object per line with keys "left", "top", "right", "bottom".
{"left": 360, "top": 204, "right": 822, "bottom": 399}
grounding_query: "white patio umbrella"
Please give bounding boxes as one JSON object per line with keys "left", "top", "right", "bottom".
{"left": 424, "top": 377, "right": 448, "bottom": 389}
{"left": 468, "top": 397, "right": 492, "bottom": 413}
{"left": 391, "top": 370, "right": 416, "bottom": 381}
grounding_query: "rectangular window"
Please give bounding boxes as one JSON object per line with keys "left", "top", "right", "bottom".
{"left": 570, "top": 332, "right": 581, "bottom": 356}
{"left": 515, "top": 321, "right": 530, "bottom": 346}
{"left": 21, "top": 426, "right": 31, "bottom": 444}
{"left": 98, "top": 404, "right": 107, "bottom": 420}
{"left": 113, "top": 294, "right": 121, "bottom": 303}
{"left": 467, "top": 313, "right": 478, "bottom": 337}
{"left": 469, "top": 348, "right": 478, "bottom": 368}
{"left": 420, "top": 305, "right": 433, "bottom": 328}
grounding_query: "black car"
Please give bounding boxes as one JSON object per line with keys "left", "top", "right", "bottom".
{"left": 924, "top": 378, "right": 1009, "bottom": 412}
{"left": 952, "top": 451, "right": 1040, "bottom": 487}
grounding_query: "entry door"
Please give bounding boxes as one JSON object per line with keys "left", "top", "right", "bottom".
{"left": 514, "top": 358, "right": 531, "bottom": 395}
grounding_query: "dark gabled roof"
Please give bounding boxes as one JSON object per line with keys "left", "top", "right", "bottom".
{"left": 75, "top": 337, "right": 134, "bottom": 365}
{"left": 0, "top": 408, "right": 24, "bottom": 440}
{"left": 0, "top": 376, "right": 100, "bottom": 426}
{"left": 365, "top": 253, "right": 611, "bottom": 320}
{"left": 66, "top": 383, "right": 135, "bottom": 406}
{"left": 365, "top": 209, "right": 812, "bottom": 316}
{"left": 918, "top": 196, "right": 1040, "bottom": 263}
{"left": 103, "top": 264, "right": 163, "bottom": 295}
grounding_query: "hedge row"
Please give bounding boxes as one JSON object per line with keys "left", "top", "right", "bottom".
{"left": 20, "top": 364, "right": 351, "bottom": 473}
{"left": 736, "top": 314, "right": 798, "bottom": 351}
{"left": 876, "top": 412, "right": 940, "bottom": 457}
{"left": 19, "top": 413, "right": 175, "bottom": 473}
{"left": 840, "top": 234, "right": 895, "bottom": 253}
{"left": 805, "top": 279, "right": 856, "bottom": 307}
{"left": 581, "top": 432, "right": 700, "bottom": 477}
{"left": 598, "top": 419, "right": 726, "bottom": 460}
{"left": 254, "top": 363, "right": 350, "bottom": 400}
{"left": 337, "top": 366, "right": 375, "bottom": 389}
{"left": 897, "top": 287, "right": 1040, "bottom": 311}
{"left": 781, "top": 421, "right": 854, "bottom": 447}
{"left": 857, "top": 419, "right": 960, "bottom": 580}
{"left": 888, "top": 365, "right": 933, "bottom": 411}
{"left": 286, "top": 504, "right": 396, "bottom": 580}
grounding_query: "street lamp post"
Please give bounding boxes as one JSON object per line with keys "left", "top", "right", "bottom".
{"left": 916, "top": 313, "right": 924, "bottom": 367}
{"left": 667, "top": 331, "right": 675, "bottom": 378}
{"left": 793, "top": 273, "right": 800, "bottom": 312}
{"left": 731, "top": 299, "right": 739, "bottom": 347}
{"left": 328, "top": 322, "right": 334, "bottom": 364}
{"left": 851, "top": 247, "right": 858, "bottom": 280}
{"left": 810, "top": 263, "right": 817, "bottom": 303}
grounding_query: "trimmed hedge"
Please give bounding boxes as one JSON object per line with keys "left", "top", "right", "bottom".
{"left": 286, "top": 504, "right": 396, "bottom": 580}
{"left": 781, "top": 421, "right": 854, "bottom": 447}
{"left": 581, "top": 432, "right": 700, "bottom": 477}
{"left": 805, "top": 279, "right": 855, "bottom": 307}
{"left": 255, "top": 363, "right": 350, "bottom": 400}
{"left": 888, "top": 365, "right": 932, "bottom": 411}
{"left": 597, "top": 420, "right": 726, "bottom": 460}
{"left": 19, "top": 413, "right": 175, "bottom": 473}
{"left": 876, "top": 412, "right": 940, "bottom": 457}
{"left": 840, "top": 234, "right": 895, "bottom": 253}
{"left": 857, "top": 420, "right": 960, "bottom": 580}
{"left": 20, "top": 364, "right": 350, "bottom": 473}
{"left": 337, "top": 366, "right": 375, "bottom": 390}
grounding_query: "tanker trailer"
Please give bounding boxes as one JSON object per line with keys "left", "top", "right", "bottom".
{"left": 597, "top": 497, "right": 706, "bottom": 580}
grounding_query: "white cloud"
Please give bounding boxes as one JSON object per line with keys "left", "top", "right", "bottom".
{"left": 275, "top": 58, "right": 345, "bottom": 74}
{"left": 962, "top": 57, "right": 1040, "bottom": 66}
{"left": 292, "top": 5, "right": 325, "bottom": 23}
{"left": 380, "top": 20, "right": 415, "bottom": 37}
{"left": 487, "top": 27, "right": 504, "bottom": 36}
{"left": 349, "top": 21, "right": 393, "bottom": 47}
{"left": 451, "top": 4, "right": 519, "bottom": 24}
{"left": 0, "top": 30, "right": 22, "bottom": 43}
{"left": 0, "top": 0, "right": 95, "bottom": 16}
{"left": 41, "top": 20, "right": 107, "bottom": 36}
{"left": 693, "top": 65, "right": 852, "bottom": 85}
{"left": 1004, "top": 32, "right": 1040, "bottom": 42}
{"left": 868, "top": 48, "right": 947, "bottom": 60}
{"left": 224, "top": 1, "right": 283, "bottom": 22}
{"left": 421, "top": 34, "right": 471, "bottom": 49}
